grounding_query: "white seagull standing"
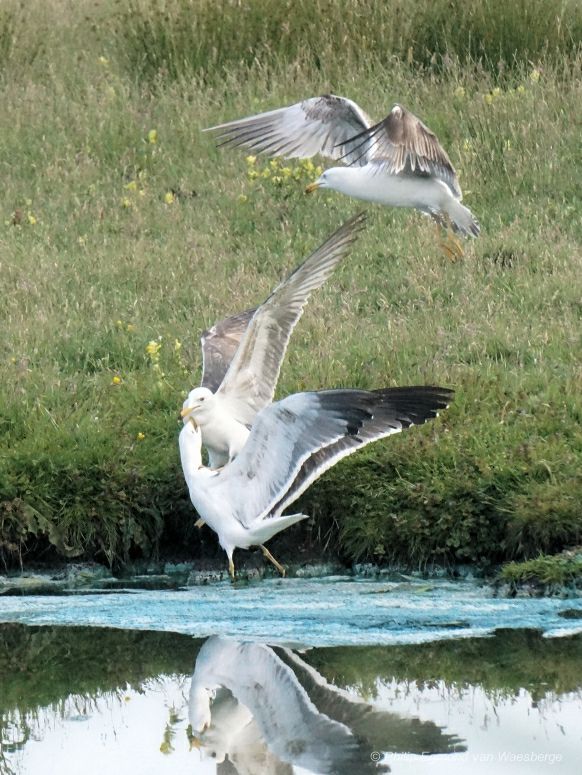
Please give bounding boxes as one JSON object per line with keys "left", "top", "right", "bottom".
{"left": 182, "top": 213, "right": 366, "bottom": 469}
{"left": 180, "top": 385, "right": 453, "bottom": 579}
{"left": 205, "top": 95, "right": 479, "bottom": 256}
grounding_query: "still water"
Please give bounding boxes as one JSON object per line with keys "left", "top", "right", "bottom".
{"left": 1, "top": 578, "right": 581, "bottom": 774}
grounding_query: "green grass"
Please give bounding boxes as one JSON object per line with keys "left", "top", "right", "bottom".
{"left": 499, "top": 549, "right": 582, "bottom": 587}
{"left": 0, "top": 0, "right": 581, "bottom": 568}
{"left": 107, "top": 0, "right": 582, "bottom": 83}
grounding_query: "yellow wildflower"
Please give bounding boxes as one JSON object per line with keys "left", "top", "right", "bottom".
{"left": 121, "top": 197, "right": 132, "bottom": 209}
{"left": 484, "top": 94, "right": 494, "bottom": 105}
{"left": 174, "top": 339, "right": 181, "bottom": 351}
{"left": 146, "top": 340, "right": 161, "bottom": 357}
{"left": 127, "top": 323, "right": 136, "bottom": 333}
{"left": 238, "top": 194, "right": 248, "bottom": 203}
{"left": 529, "top": 68, "right": 541, "bottom": 83}
{"left": 245, "top": 155, "right": 256, "bottom": 165}
{"left": 136, "top": 432, "right": 145, "bottom": 441}
{"left": 248, "top": 170, "right": 259, "bottom": 181}
{"left": 116, "top": 319, "right": 123, "bottom": 328}
{"left": 164, "top": 191, "right": 175, "bottom": 205}
{"left": 454, "top": 86, "right": 465, "bottom": 98}
{"left": 517, "top": 85, "right": 526, "bottom": 94}
{"left": 492, "top": 87, "right": 502, "bottom": 98}
{"left": 148, "top": 129, "right": 158, "bottom": 144}
{"left": 98, "top": 56, "right": 109, "bottom": 66}
{"left": 125, "top": 180, "right": 138, "bottom": 191}
{"left": 111, "top": 376, "right": 122, "bottom": 385}
{"left": 27, "top": 212, "right": 37, "bottom": 225}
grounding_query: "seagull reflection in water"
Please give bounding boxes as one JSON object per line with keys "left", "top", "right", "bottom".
{"left": 188, "top": 636, "right": 465, "bottom": 774}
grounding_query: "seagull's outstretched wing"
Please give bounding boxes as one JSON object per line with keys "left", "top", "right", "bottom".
{"left": 200, "top": 307, "right": 257, "bottom": 392}
{"left": 270, "top": 386, "right": 453, "bottom": 517}
{"left": 342, "top": 104, "right": 461, "bottom": 197}
{"left": 277, "top": 648, "right": 466, "bottom": 755}
{"left": 208, "top": 386, "right": 453, "bottom": 529}
{"left": 215, "top": 214, "right": 366, "bottom": 427}
{"left": 204, "top": 94, "right": 374, "bottom": 166}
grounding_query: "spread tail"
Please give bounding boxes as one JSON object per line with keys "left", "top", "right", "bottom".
{"left": 445, "top": 198, "right": 480, "bottom": 237}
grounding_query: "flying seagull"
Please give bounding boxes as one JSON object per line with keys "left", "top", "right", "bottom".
{"left": 184, "top": 213, "right": 366, "bottom": 469}
{"left": 205, "top": 95, "right": 479, "bottom": 257}
{"left": 180, "top": 385, "right": 453, "bottom": 579}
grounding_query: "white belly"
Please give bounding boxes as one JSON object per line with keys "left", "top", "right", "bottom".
{"left": 339, "top": 167, "right": 450, "bottom": 210}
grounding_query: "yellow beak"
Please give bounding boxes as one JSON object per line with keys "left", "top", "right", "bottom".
{"left": 180, "top": 406, "right": 192, "bottom": 418}
{"left": 305, "top": 181, "right": 321, "bottom": 194}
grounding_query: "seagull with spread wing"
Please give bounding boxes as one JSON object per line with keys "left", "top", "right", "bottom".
{"left": 182, "top": 213, "right": 366, "bottom": 470}
{"left": 188, "top": 636, "right": 464, "bottom": 771}
{"left": 205, "top": 95, "right": 479, "bottom": 258}
{"left": 180, "top": 384, "right": 453, "bottom": 578}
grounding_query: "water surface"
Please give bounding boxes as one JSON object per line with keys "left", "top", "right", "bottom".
{"left": 1, "top": 577, "right": 581, "bottom": 646}
{"left": 1, "top": 578, "right": 581, "bottom": 773}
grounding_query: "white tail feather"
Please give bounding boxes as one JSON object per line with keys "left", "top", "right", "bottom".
{"left": 445, "top": 198, "right": 480, "bottom": 237}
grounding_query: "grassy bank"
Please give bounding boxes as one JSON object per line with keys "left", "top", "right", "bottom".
{"left": 0, "top": 0, "right": 581, "bottom": 569}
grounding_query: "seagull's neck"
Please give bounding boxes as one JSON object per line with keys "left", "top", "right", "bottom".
{"left": 179, "top": 422, "right": 204, "bottom": 488}
{"left": 325, "top": 166, "right": 371, "bottom": 198}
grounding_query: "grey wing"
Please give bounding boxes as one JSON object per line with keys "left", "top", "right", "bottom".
{"left": 204, "top": 94, "right": 374, "bottom": 166}
{"left": 342, "top": 104, "right": 462, "bottom": 197}
{"left": 211, "top": 386, "right": 453, "bottom": 530}
{"left": 277, "top": 649, "right": 466, "bottom": 756}
{"left": 215, "top": 214, "right": 365, "bottom": 426}
{"left": 225, "top": 642, "right": 385, "bottom": 774}
{"left": 269, "top": 386, "right": 454, "bottom": 517}
{"left": 200, "top": 307, "right": 257, "bottom": 392}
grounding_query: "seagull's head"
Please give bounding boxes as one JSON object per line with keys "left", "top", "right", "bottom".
{"left": 305, "top": 169, "right": 328, "bottom": 194}
{"left": 305, "top": 167, "right": 346, "bottom": 195}
{"left": 181, "top": 387, "right": 215, "bottom": 425}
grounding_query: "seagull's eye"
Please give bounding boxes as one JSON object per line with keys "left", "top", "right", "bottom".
{"left": 199, "top": 397, "right": 205, "bottom": 402}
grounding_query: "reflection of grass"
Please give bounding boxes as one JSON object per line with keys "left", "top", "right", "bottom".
{"left": 0, "top": 623, "right": 200, "bottom": 773}
{"left": 0, "top": 1, "right": 581, "bottom": 569}
{"left": 0, "top": 623, "right": 198, "bottom": 714}
{"left": 304, "top": 629, "right": 582, "bottom": 702}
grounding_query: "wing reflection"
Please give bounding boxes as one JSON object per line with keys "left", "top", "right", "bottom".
{"left": 188, "top": 636, "right": 465, "bottom": 774}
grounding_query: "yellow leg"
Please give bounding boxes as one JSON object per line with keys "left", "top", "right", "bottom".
{"left": 437, "top": 217, "right": 464, "bottom": 261}
{"left": 228, "top": 557, "right": 235, "bottom": 581}
{"left": 194, "top": 518, "right": 205, "bottom": 529}
{"left": 261, "top": 545, "right": 286, "bottom": 577}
